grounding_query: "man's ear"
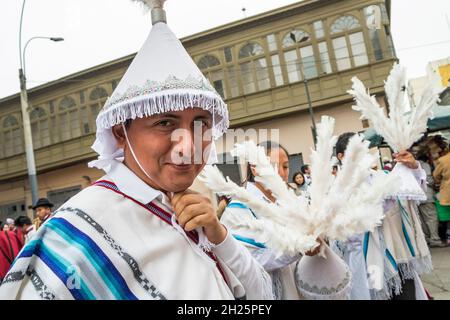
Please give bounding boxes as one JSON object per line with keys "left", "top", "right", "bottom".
{"left": 337, "top": 152, "right": 344, "bottom": 162}
{"left": 112, "top": 124, "right": 127, "bottom": 149}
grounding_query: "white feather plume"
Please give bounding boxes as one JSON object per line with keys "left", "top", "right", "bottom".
{"left": 308, "top": 116, "right": 338, "bottom": 222}
{"left": 231, "top": 141, "right": 310, "bottom": 225}
{"left": 349, "top": 63, "right": 443, "bottom": 152}
{"left": 199, "top": 115, "right": 398, "bottom": 255}
{"left": 198, "top": 165, "right": 319, "bottom": 255}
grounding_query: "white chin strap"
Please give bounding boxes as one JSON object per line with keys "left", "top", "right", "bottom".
{"left": 122, "top": 123, "right": 215, "bottom": 258}
{"left": 121, "top": 123, "right": 156, "bottom": 184}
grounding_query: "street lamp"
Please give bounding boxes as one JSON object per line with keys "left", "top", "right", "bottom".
{"left": 23, "top": 37, "right": 64, "bottom": 75}
{"left": 295, "top": 40, "right": 317, "bottom": 147}
{"left": 18, "top": 0, "right": 64, "bottom": 207}
{"left": 302, "top": 70, "right": 317, "bottom": 148}
{"left": 289, "top": 33, "right": 318, "bottom": 147}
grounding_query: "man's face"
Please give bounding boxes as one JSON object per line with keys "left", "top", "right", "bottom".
{"left": 113, "top": 108, "right": 213, "bottom": 193}
{"left": 36, "top": 207, "right": 51, "bottom": 221}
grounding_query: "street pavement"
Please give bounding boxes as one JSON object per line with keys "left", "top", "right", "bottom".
{"left": 421, "top": 246, "right": 450, "bottom": 300}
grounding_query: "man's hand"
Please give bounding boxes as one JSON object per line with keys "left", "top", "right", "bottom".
{"left": 393, "top": 150, "right": 418, "bottom": 169}
{"left": 171, "top": 190, "right": 227, "bottom": 245}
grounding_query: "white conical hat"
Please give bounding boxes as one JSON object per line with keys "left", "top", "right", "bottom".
{"left": 295, "top": 245, "right": 351, "bottom": 300}
{"left": 89, "top": 0, "right": 228, "bottom": 171}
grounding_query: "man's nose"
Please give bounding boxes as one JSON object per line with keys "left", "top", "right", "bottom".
{"left": 174, "top": 129, "right": 195, "bottom": 157}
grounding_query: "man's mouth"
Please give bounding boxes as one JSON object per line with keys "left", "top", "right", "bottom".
{"left": 167, "top": 163, "right": 195, "bottom": 171}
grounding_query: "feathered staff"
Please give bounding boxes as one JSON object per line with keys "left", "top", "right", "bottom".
{"left": 301, "top": 116, "right": 398, "bottom": 240}
{"left": 348, "top": 63, "right": 443, "bottom": 200}
{"left": 200, "top": 165, "right": 319, "bottom": 256}
{"left": 199, "top": 115, "right": 398, "bottom": 257}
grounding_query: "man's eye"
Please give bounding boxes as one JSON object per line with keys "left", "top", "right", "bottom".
{"left": 194, "top": 120, "right": 210, "bottom": 128}
{"left": 156, "top": 120, "right": 174, "bottom": 127}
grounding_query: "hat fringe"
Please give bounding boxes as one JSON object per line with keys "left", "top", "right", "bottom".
{"left": 297, "top": 279, "right": 352, "bottom": 300}
{"left": 96, "top": 90, "right": 229, "bottom": 138}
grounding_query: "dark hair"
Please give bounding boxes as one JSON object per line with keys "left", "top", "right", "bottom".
{"left": 245, "top": 141, "right": 289, "bottom": 183}
{"left": 124, "top": 119, "right": 133, "bottom": 129}
{"left": 293, "top": 171, "right": 305, "bottom": 186}
{"left": 336, "top": 132, "right": 357, "bottom": 156}
{"left": 300, "top": 164, "right": 310, "bottom": 174}
{"left": 14, "top": 216, "right": 32, "bottom": 227}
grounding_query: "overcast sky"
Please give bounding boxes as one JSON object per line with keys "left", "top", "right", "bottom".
{"left": 0, "top": 0, "right": 449, "bottom": 100}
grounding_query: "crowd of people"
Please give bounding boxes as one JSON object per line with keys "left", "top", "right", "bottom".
{"left": 0, "top": 198, "right": 54, "bottom": 280}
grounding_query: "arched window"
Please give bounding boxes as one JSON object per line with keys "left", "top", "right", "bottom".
{"left": 30, "top": 106, "right": 50, "bottom": 149}
{"left": 89, "top": 87, "right": 108, "bottom": 101}
{"left": 282, "top": 29, "right": 310, "bottom": 48}
{"left": 238, "top": 42, "right": 264, "bottom": 59}
{"left": 59, "top": 96, "right": 76, "bottom": 110}
{"left": 3, "top": 115, "right": 18, "bottom": 127}
{"left": 238, "top": 42, "right": 269, "bottom": 94}
{"left": 30, "top": 107, "right": 46, "bottom": 120}
{"left": 198, "top": 55, "right": 220, "bottom": 69}
{"left": 1, "top": 115, "right": 23, "bottom": 157}
{"left": 330, "top": 15, "right": 361, "bottom": 34}
{"left": 330, "top": 15, "right": 368, "bottom": 71}
{"left": 58, "top": 96, "right": 80, "bottom": 141}
{"left": 281, "top": 29, "right": 318, "bottom": 82}
{"left": 197, "top": 55, "right": 226, "bottom": 99}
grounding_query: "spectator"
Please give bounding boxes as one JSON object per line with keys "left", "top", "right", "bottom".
{"left": 417, "top": 155, "right": 446, "bottom": 247}
{"left": 32, "top": 198, "right": 54, "bottom": 230}
{"left": 433, "top": 147, "right": 450, "bottom": 243}
{"left": 14, "top": 216, "right": 36, "bottom": 245}
{"left": 301, "top": 164, "right": 312, "bottom": 187}
{"left": 292, "top": 171, "right": 308, "bottom": 196}
{"left": 0, "top": 227, "right": 24, "bottom": 281}
{"left": 1, "top": 224, "right": 9, "bottom": 232}
{"left": 332, "top": 165, "right": 338, "bottom": 176}
{"left": 5, "top": 218, "right": 15, "bottom": 232}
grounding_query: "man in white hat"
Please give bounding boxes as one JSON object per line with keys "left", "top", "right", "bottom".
{"left": 0, "top": 1, "right": 272, "bottom": 300}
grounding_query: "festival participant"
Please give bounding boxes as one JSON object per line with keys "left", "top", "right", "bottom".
{"left": 346, "top": 64, "right": 440, "bottom": 300}
{"left": 220, "top": 141, "right": 320, "bottom": 299}
{"left": 332, "top": 132, "right": 430, "bottom": 300}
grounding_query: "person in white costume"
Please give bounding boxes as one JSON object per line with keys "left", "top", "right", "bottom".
{"left": 332, "top": 132, "right": 430, "bottom": 300}
{"left": 0, "top": 1, "right": 273, "bottom": 300}
{"left": 220, "top": 141, "right": 320, "bottom": 300}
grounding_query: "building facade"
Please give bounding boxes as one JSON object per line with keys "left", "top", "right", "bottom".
{"left": 0, "top": 0, "right": 396, "bottom": 220}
